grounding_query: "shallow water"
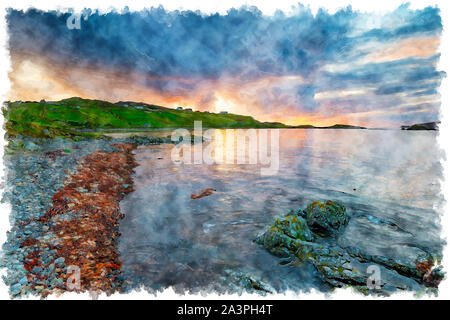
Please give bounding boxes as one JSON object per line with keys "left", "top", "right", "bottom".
{"left": 118, "top": 129, "right": 444, "bottom": 293}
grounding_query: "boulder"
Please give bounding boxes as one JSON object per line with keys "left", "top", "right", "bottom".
{"left": 300, "top": 200, "right": 349, "bottom": 236}
{"left": 256, "top": 200, "right": 443, "bottom": 295}
{"left": 256, "top": 215, "right": 314, "bottom": 258}
{"left": 270, "top": 215, "right": 314, "bottom": 242}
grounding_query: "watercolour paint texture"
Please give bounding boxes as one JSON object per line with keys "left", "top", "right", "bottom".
{"left": 0, "top": 3, "right": 446, "bottom": 298}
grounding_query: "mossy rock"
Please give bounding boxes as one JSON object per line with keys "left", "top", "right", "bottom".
{"left": 273, "top": 215, "right": 314, "bottom": 242}
{"left": 256, "top": 200, "right": 442, "bottom": 294}
{"left": 255, "top": 215, "right": 314, "bottom": 257}
{"left": 300, "top": 200, "right": 349, "bottom": 236}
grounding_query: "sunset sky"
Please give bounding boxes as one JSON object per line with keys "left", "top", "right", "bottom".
{"left": 6, "top": 4, "right": 445, "bottom": 127}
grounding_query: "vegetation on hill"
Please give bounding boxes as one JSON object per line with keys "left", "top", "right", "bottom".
{"left": 2, "top": 97, "right": 287, "bottom": 138}
{"left": 2, "top": 97, "right": 372, "bottom": 140}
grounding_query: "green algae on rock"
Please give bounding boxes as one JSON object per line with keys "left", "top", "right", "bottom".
{"left": 272, "top": 215, "right": 314, "bottom": 242}
{"left": 223, "top": 269, "right": 274, "bottom": 295}
{"left": 256, "top": 215, "right": 314, "bottom": 258}
{"left": 256, "top": 200, "right": 444, "bottom": 295}
{"left": 300, "top": 200, "right": 349, "bottom": 236}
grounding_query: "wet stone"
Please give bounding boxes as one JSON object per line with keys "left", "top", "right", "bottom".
{"left": 256, "top": 200, "right": 444, "bottom": 295}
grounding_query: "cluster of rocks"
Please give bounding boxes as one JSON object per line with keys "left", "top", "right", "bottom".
{"left": 220, "top": 269, "right": 274, "bottom": 295}
{"left": 115, "top": 134, "right": 202, "bottom": 145}
{"left": 256, "top": 200, "right": 444, "bottom": 295}
{"left": 38, "top": 143, "right": 138, "bottom": 296}
{"left": 116, "top": 135, "right": 174, "bottom": 146}
{"left": 1, "top": 136, "right": 115, "bottom": 297}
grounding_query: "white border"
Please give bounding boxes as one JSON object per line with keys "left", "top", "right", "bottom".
{"left": 0, "top": 0, "right": 449, "bottom": 300}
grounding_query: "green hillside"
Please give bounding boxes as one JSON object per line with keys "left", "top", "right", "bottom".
{"left": 3, "top": 97, "right": 288, "bottom": 138}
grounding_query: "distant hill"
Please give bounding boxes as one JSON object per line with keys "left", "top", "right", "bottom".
{"left": 401, "top": 122, "right": 439, "bottom": 131}
{"left": 317, "top": 124, "right": 366, "bottom": 129}
{"left": 292, "top": 123, "right": 366, "bottom": 129}
{"left": 291, "top": 124, "right": 316, "bottom": 129}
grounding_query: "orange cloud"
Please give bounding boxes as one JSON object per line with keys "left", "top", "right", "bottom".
{"left": 367, "top": 36, "right": 440, "bottom": 63}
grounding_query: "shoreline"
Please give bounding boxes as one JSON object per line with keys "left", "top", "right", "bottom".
{"left": 0, "top": 136, "right": 164, "bottom": 297}
{"left": 37, "top": 142, "right": 138, "bottom": 296}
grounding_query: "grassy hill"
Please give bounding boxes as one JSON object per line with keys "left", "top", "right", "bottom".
{"left": 3, "top": 97, "right": 288, "bottom": 138}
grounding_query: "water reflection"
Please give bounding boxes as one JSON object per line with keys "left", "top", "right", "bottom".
{"left": 118, "top": 129, "right": 443, "bottom": 293}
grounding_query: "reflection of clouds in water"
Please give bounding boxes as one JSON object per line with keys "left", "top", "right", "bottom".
{"left": 293, "top": 129, "right": 443, "bottom": 210}
{"left": 118, "top": 129, "right": 443, "bottom": 293}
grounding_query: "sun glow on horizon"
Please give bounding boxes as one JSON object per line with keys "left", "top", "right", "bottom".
{"left": 213, "top": 95, "right": 236, "bottom": 114}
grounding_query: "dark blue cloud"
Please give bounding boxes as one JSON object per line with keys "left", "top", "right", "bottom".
{"left": 408, "top": 88, "right": 438, "bottom": 97}
{"left": 375, "top": 80, "right": 442, "bottom": 96}
{"left": 404, "top": 66, "right": 445, "bottom": 82}
{"left": 7, "top": 5, "right": 358, "bottom": 79}
{"left": 319, "top": 54, "right": 445, "bottom": 99}
{"left": 358, "top": 4, "right": 441, "bottom": 42}
{"left": 296, "top": 85, "right": 316, "bottom": 110}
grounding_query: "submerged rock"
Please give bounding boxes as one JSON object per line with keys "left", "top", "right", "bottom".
{"left": 223, "top": 269, "right": 274, "bottom": 295}
{"left": 256, "top": 200, "right": 443, "bottom": 295}
{"left": 190, "top": 188, "right": 216, "bottom": 200}
{"left": 126, "top": 135, "right": 172, "bottom": 145}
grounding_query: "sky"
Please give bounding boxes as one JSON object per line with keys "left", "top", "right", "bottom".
{"left": 5, "top": 3, "right": 445, "bottom": 127}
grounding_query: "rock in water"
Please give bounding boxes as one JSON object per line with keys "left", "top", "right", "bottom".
{"left": 257, "top": 215, "right": 314, "bottom": 250}
{"left": 190, "top": 188, "right": 216, "bottom": 199}
{"left": 256, "top": 200, "right": 443, "bottom": 295}
{"left": 300, "top": 200, "right": 349, "bottom": 236}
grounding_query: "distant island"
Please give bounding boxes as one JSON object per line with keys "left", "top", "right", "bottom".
{"left": 401, "top": 122, "right": 439, "bottom": 130}
{"left": 3, "top": 97, "right": 367, "bottom": 139}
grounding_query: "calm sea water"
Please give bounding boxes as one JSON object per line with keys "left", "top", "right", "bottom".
{"left": 118, "top": 129, "right": 444, "bottom": 293}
